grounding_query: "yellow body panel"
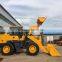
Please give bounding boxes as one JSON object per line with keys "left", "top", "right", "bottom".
{"left": 0, "top": 34, "right": 19, "bottom": 43}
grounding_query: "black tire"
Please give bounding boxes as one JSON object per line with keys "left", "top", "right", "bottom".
{"left": 26, "top": 43, "right": 39, "bottom": 56}
{"left": 1, "top": 44, "right": 14, "bottom": 55}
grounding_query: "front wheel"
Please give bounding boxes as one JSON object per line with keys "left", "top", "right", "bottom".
{"left": 1, "top": 44, "right": 14, "bottom": 55}
{"left": 26, "top": 43, "right": 39, "bottom": 56}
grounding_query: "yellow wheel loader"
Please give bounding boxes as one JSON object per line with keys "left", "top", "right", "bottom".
{"left": 0, "top": 17, "right": 61, "bottom": 56}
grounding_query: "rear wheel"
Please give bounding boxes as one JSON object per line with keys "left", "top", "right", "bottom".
{"left": 26, "top": 43, "right": 39, "bottom": 56}
{"left": 1, "top": 44, "right": 14, "bottom": 55}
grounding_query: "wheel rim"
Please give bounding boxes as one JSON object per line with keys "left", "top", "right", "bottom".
{"left": 29, "top": 45, "right": 36, "bottom": 53}
{"left": 3, "top": 45, "right": 10, "bottom": 54}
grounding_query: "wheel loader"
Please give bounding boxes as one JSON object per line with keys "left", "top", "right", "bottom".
{"left": 0, "top": 17, "right": 61, "bottom": 56}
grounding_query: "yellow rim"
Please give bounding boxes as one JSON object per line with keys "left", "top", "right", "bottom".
{"left": 3, "top": 45, "right": 10, "bottom": 54}
{"left": 29, "top": 45, "right": 36, "bottom": 53}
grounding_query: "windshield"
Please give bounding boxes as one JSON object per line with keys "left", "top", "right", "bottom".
{"left": 6, "top": 27, "right": 22, "bottom": 35}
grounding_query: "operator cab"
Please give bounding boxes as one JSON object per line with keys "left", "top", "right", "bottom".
{"left": 7, "top": 26, "right": 23, "bottom": 36}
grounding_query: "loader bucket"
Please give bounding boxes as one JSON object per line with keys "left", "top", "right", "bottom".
{"left": 47, "top": 44, "right": 61, "bottom": 56}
